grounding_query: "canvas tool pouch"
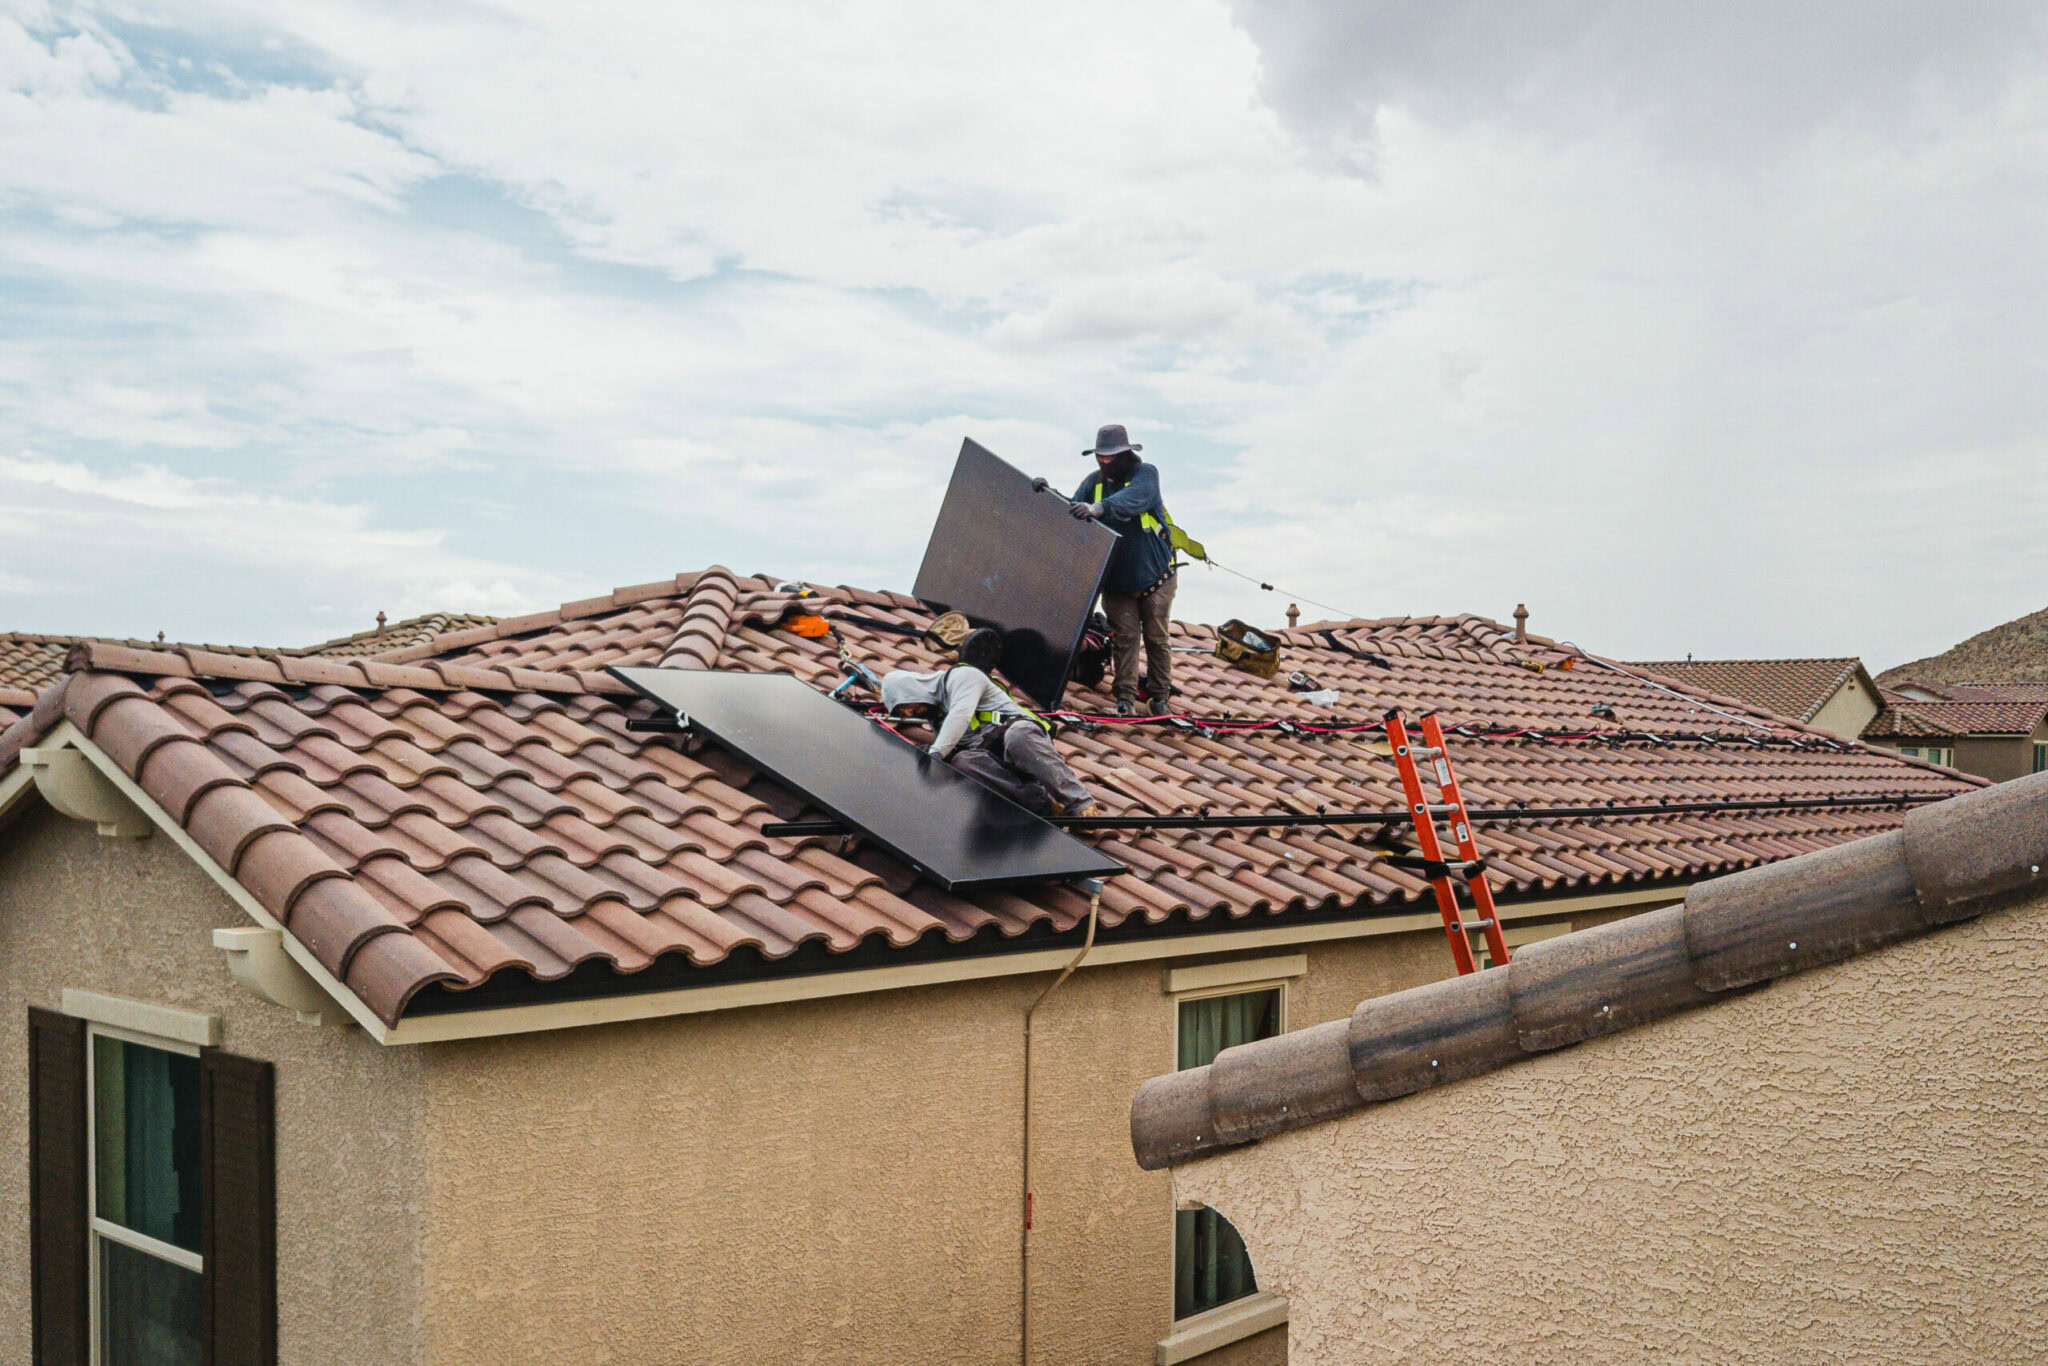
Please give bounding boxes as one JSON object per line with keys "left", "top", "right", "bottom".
{"left": 923, "top": 610, "right": 973, "bottom": 655}
{"left": 1215, "top": 618, "right": 1282, "bottom": 678}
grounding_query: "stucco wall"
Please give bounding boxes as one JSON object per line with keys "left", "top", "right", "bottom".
{"left": 1172, "top": 894, "right": 2048, "bottom": 1365}
{"left": 1807, "top": 678, "right": 1880, "bottom": 740}
{"left": 0, "top": 802, "right": 429, "bottom": 1365}
{"left": 1951, "top": 734, "right": 2031, "bottom": 784}
{"left": 415, "top": 916, "right": 1607, "bottom": 1365}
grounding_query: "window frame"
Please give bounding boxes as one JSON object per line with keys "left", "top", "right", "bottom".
{"left": 1167, "top": 980, "right": 1288, "bottom": 1328}
{"left": 84, "top": 1021, "right": 205, "bottom": 1365}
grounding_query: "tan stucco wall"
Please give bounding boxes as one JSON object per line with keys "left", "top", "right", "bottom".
{"left": 0, "top": 802, "right": 429, "bottom": 1365}
{"left": 1172, "top": 894, "right": 2048, "bottom": 1365}
{"left": 1808, "top": 677, "right": 1880, "bottom": 740}
{"left": 415, "top": 916, "right": 1606, "bottom": 1365}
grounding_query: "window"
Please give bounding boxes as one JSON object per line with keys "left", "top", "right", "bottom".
{"left": 1174, "top": 987, "right": 1281, "bottom": 1320}
{"left": 1899, "top": 745, "right": 1953, "bottom": 766}
{"left": 91, "top": 1028, "right": 204, "bottom": 1365}
{"left": 29, "top": 999, "right": 275, "bottom": 1366}
{"left": 2034, "top": 743, "right": 2046, "bottom": 774}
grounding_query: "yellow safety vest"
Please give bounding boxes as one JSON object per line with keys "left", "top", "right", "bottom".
{"left": 1092, "top": 480, "right": 1206, "bottom": 562}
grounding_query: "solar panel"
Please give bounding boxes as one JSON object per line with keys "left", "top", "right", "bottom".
{"left": 912, "top": 438, "right": 1117, "bottom": 711}
{"left": 608, "top": 667, "right": 1126, "bottom": 891}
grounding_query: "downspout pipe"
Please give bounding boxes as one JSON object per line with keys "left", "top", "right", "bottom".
{"left": 1021, "top": 884, "right": 1102, "bottom": 1366}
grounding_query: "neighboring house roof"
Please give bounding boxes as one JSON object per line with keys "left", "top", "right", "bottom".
{"left": 0, "top": 614, "right": 497, "bottom": 730}
{"left": 1129, "top": 769, "right": 2048, "bottom": 1169}
{"left": 1877, "top": 604, "right": 2048, "bottom": 687}
{"left": 1626, "top": 657, "right": 1869, "bottom": 723}
{"left": 299, "top": 612, "right": 501, "bottom": 658}
{"left": 0, "top": 568, "right": 1977, "bottom": 1031}
{"left": 1867, "top": 688, "right": 2048, "bottom": 740}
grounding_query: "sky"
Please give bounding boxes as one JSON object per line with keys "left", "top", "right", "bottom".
{"left": 1, "top": 1, "right": 2043, "bottom": 669}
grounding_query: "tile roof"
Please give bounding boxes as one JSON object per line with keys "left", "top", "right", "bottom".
{"left": 0, "top": 568, "right": 1977, "bottom": 1029}
{"left": 1867, "top": 688, "right": 2048, "bottom": 739}
{"left": 1130, "top": 769, "right": 2048, "bottom": 1169}
{"left": 0, "top": 615, "right": 496, "bottom": 730}
{"left": 1626, "top": 657, "right": 1866, "bottom": 723}
{"left": 299, "top": 612, "right": 501, "bottom": 658}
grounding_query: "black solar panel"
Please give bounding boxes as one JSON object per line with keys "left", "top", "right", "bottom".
{"left": 608, "top": 667, "right": 1126, "bottom": 891}
{"left": 912, "top": 438, "right": 1117, "bottom": 710}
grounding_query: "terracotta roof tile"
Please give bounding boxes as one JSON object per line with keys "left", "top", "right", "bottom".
{"left": 1867, "top": 690, "right": 2048, "bottom": 738}
{"left": 1629, "top": 657, "right": 1867, "bottom": 722}
{"left": 1, "top": 568, "right": 1984, "bottom": 1028}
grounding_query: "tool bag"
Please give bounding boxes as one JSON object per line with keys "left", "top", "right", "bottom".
{"left": 1215, "top": 619, "right": 1282, "bottom": 678}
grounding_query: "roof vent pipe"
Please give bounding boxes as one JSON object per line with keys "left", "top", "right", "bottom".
{"left": 1286, "top": 604, "right": 1300, "bottom": 629}
{"left": 376, "top": 610, "right": 388, "bottom": 635}
{"left": 1514, "top": 603, "right": 1529, "bottom": 643}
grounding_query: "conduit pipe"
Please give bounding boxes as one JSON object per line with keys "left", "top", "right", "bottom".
{"left": 1020, "top": 886, "right": 1100, "bottom": 1366}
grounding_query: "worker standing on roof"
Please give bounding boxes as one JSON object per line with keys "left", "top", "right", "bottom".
{"left": 880, "top": 629, "right": 1103, "bottom": 819}
{"left": 1071, "top": 423, "right": 1177, "bottom": 717}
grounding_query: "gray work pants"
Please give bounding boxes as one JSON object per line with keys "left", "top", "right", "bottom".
{"left": 1102, "top": 572, "right": 1177, "bottom": 706}
{"left": 946, "top": 719, "right": 1093, "bottom": 815}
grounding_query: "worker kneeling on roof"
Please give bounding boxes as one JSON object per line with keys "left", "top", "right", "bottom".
{"left": 880, "top": 629, "right": 1103, "bottom": 820}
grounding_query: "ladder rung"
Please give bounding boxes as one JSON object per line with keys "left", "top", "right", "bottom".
{"left": 1412, "top": 746, "right": 1443, "bottom": 759}
{"left": 1459, "top": 919, "right": 1496, "bottom": 932}
{"left": 1381, "top": 854, "right": 1488, "bottom": 879}
{"left": 1419, "top": 803, "right": 1459, "bottom": 815}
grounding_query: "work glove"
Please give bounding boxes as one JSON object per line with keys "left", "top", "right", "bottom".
{"left": 1069, "top": 501, "right": 1102, "bottom": 520}
{"left": 1029, "top": 476, "right": 1050, "bottom": 493}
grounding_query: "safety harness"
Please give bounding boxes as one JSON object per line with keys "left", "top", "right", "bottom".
{"left": 943, "top": 664, "right": 1051, "bottom": 738}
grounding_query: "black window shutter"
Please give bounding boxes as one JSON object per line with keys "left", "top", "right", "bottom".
{"left": 201, "top": 1050, "right": 276, "bottom": 1366}
{"left": 27, "top": 1007, "right": 88, "bottom": 1366}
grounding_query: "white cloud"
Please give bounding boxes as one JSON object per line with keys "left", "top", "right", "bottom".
{"left": 0, "top": 456, "right": 569, "bottom": 639}
{"left": 0, "top": 1, "right": 2041, "bottom": 672}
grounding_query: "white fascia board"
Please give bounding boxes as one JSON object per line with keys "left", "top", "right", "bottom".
{"left": 0, "top": 761, "right": 35, "bottom": 826}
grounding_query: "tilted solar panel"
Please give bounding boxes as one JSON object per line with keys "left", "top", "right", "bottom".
{"left": 912, "top": 438, "right": 1117, "bottom": 711}
{"left": 608, "top": 667, "right": 1126, "bottom": 891}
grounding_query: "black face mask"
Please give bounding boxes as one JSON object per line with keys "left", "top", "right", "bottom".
{"left": 1098, "top": 451, "right": 1140, "bottom": 484}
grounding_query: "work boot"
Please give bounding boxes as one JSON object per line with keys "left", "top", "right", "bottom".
{"left": 1144, "top": 694, "right": 1172, "bottom": 717}
{"left": 1114, "top": 698, "right": 1137, "bottom": 718}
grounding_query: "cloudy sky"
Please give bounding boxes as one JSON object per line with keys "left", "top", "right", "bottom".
{"left": 2, "top": 1, "right": 2043, "bottom": 668}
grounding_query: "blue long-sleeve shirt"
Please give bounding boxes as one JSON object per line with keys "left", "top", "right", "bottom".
{"left": 1073, "top": 462, "right": 1173, "bottom": 594}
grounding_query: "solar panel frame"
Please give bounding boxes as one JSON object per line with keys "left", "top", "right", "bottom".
{"left": 607, "top": 666, "right": 1126, "bottom": 891}
{"left": 912, "top": 438, "right": 1118, "bottom": 711}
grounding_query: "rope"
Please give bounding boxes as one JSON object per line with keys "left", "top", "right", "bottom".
{"left": 1557, "top": 648, "right": 1778, "bottom": 734}
{"left": 1200, "top": 556, "right": 1377, "bottom": 627}
{"left": 1200, "top": 554, "right": 1788, "bottom": 736}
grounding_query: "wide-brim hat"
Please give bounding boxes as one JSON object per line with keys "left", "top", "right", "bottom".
{"left": 1082, "top": 423, "right": 1142, "bottom": 457}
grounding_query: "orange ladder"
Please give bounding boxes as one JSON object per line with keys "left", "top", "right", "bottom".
{"left": 1384, "top": 711, "right": 1511, "bottom": 974}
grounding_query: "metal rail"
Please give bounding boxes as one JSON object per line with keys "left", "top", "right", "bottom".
{"left": 761, "top": 791, "right": 1947, "bottom": 839}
